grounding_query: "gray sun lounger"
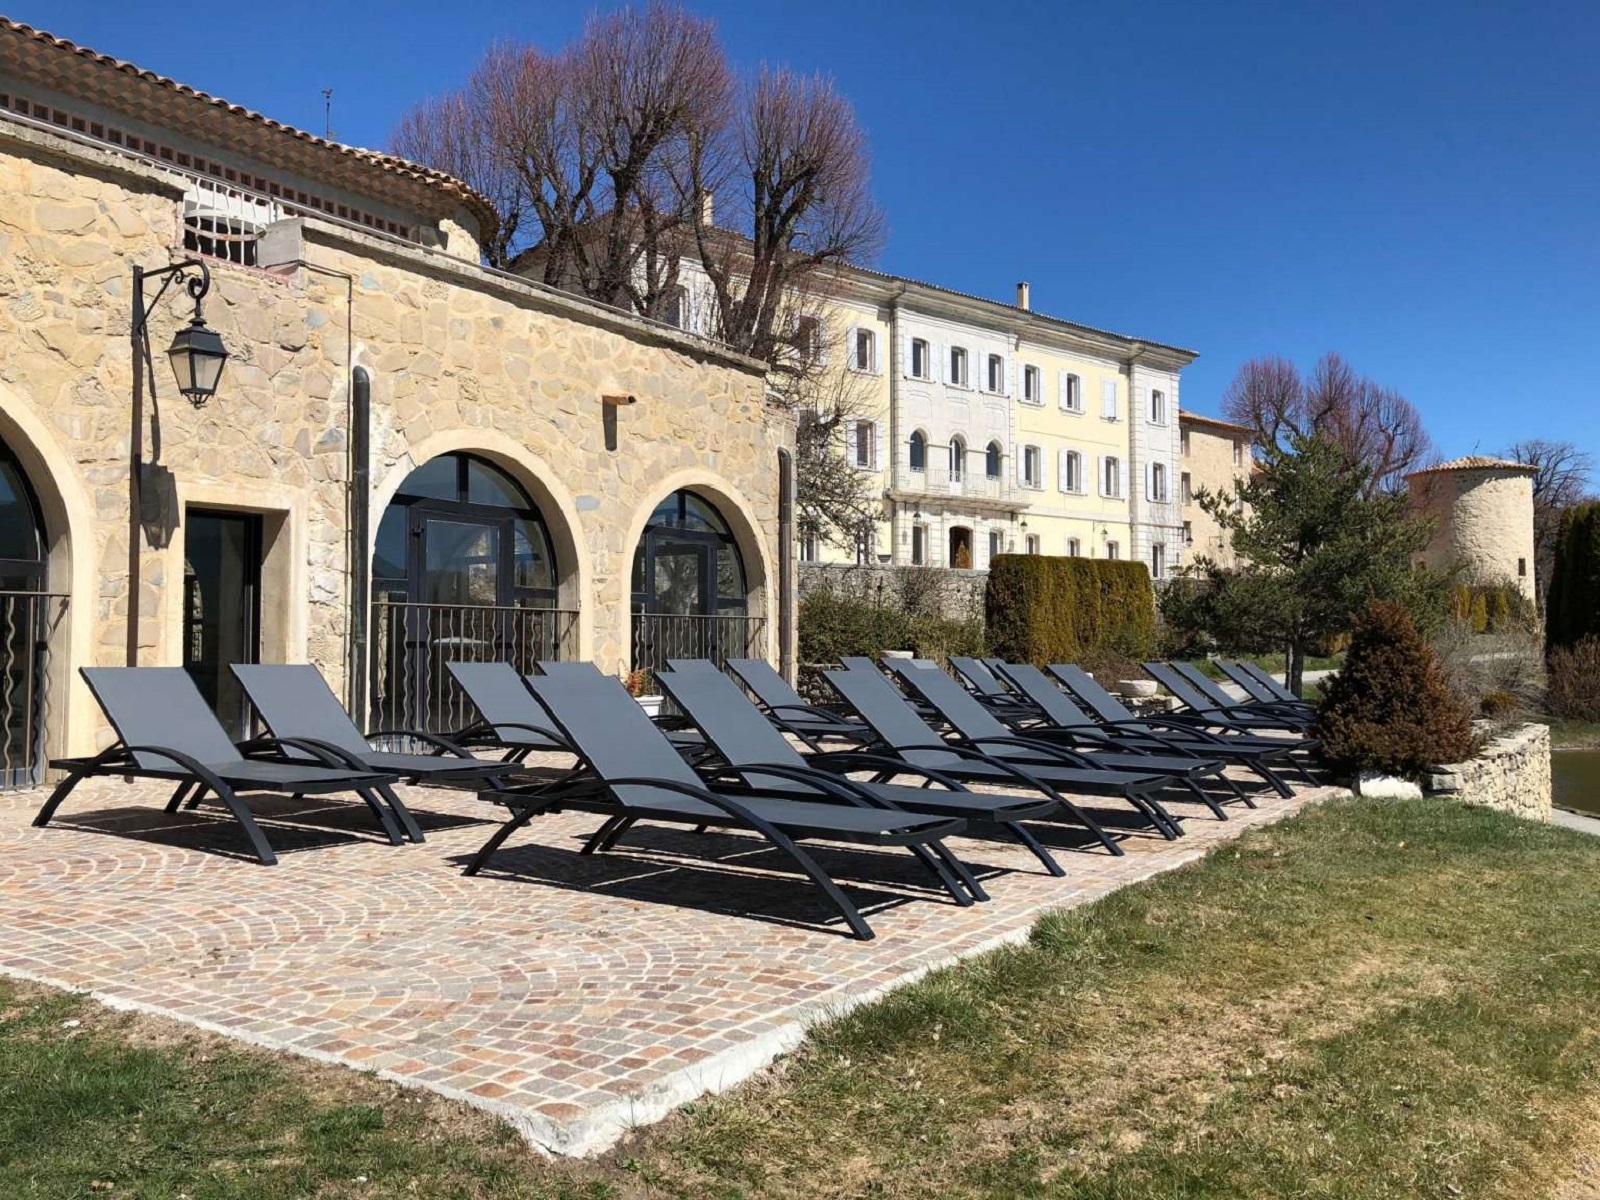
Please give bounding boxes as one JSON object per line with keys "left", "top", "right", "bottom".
{"left": 472, "top": 669, "right": 973, "bottom": 940}
{"left": 446, "top": 662, "right": 577, "bottom": 759}
{"left": 1168, "top": 661, "right": 1314, "bottom": 724}
{"left": 38, "top": 667, "right": 404, "bottom": 865}
{"left": 656, "top": 664, "right": 1067, "bottom": 882}
{"left": 1218, "top": 660, "right": 1317, "bottom": 712}
{"left": 724, "top": 658, "right": 869, "bottom": 745}
{"left": 232, "top": 663, "right": 524, "bottom": 838}
{"left": 1144, "top": 662, "right": 1315, "bottom": 734}
{"left": 822, "top": 666, "right": 1175, "bottom": 852}
{"left": 883, "top": 659, "right": 1245, "bottom": 822}
{"left": 992, "top": 662, "right": 1297, "bottom": 798}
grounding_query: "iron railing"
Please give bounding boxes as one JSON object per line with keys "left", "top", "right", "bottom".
{"left": 0, "top": 591, "right": 68, "bottom": 790}
{"left": 369, "top": 600, "right": 578, "bottom": 734}
{"left": 631, "top": 612, "right": 768, "bottom": 677}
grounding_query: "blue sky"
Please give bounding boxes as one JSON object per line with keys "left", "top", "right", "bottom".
{"left": 20, "top": 0, "right": 1600, "bottom": 464}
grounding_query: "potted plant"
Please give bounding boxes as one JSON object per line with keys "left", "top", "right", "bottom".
{"left": 623, "top": 668, "right": 664, "bottom": 718}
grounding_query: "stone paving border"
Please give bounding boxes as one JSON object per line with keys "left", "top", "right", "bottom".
{"left": 0, "top": 773, "right": 1341, "bottom": 1156}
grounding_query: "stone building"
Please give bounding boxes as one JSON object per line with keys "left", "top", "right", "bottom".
{"left": 1407, "top": 456, "right": 1538, "bottom": 602}
{"left": 0, "top": 19, "right": 792, "bottom": 784}
{"left": 1178, "top": 411, "right": 1254, "bottom": 567}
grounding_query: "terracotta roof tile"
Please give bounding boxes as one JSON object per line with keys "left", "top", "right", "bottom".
{"left": 1407, "top": 455, "right": 1537, "bottom": 476}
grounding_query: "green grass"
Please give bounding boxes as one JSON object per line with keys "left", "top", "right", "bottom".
{"left": 5, "top": 797, "right": 1600, "bottom": 1198}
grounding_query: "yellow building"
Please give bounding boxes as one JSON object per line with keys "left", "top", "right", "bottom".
{"left": 1178, "top": 412, "right": 1254, "bottom": 567}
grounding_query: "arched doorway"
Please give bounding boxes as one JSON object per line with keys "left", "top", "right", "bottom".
{"left": 371, "top": 452, "right": 574, "bottom": 730}
{"left": 948, "top": 525, "right": 973, "bottom": 570}
{"left": 631, "top": 489, "right": 757, "bottom": 672}
{"left": 0, "top": 435, "right": 55, "bottom": 786}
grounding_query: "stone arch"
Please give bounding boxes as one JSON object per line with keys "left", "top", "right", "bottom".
{"left": 371, "top": 427, "right": 593, "bottom": 659}
{"left": 621, "top": 469, "right": 774, "bottom": 668}
{"left": 0, "top": 384, "right": 96, "bottom": 758}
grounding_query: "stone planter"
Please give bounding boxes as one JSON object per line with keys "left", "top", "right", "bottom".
{"left": 1422, "top": 722, "right": 1551, "bottom": 822}
{"left": 1116, "top": 679, "right": 1158, "bottom": 700}
{"left": 635, "top": 695, "right": 664, "bottom": 718}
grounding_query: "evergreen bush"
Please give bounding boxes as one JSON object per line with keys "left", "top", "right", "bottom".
{"left": 1548, "top": 502, "right": 1600, "bottom": 650}
{"left": 1317, "top": 600, "right": 1481, "bottom": 778}
{"left": 985, "top": 555, "right": 1155, "bottom": 666}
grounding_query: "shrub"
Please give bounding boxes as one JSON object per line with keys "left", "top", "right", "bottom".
{"left": 1468, "top": 592, "right": 1489, "bottom": 634}
{"left": 1547, "top": 637, "right": 1600, "bottom": 722}
{"left": 1548, "top": 503, "right": 1600, "bottom": 650}
{"left": 798, "top": 585, "right": 983, "bottom": 669}
{"left": 986, "top": 555, "right": 1155, "bottom": 666}
{"left": 1479, "top": 690, "right": 1518, "bottom": 719}
{"left": 1317, "top": 600, "right": 1481, "bottom": 778}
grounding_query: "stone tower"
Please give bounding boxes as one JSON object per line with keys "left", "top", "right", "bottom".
{"left": 1406, "top": 457, "right": 1538, "bottom": 602}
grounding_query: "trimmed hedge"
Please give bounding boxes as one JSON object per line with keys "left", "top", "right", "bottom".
{"left": 1548, "top": 502, "right": 1600, "bottom": 650}
{"left": 798, "top": 588, "right": 984, "bottom": 667}
{"left": 985, "top": 555, "right": 1155, "bottom": 666}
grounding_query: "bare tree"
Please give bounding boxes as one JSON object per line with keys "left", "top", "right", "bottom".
{"left": 1503, "top": 438, "right": 1596, "bottom": 601}
{"left": 390, "top": 47, "right": 529, "bottom": 269}
{"left": 789, "top": 345, "right": 883, "bottom": 553}
{"left": 691, "top": 67, "right": 884, "bottom": 376}
{"left": 389, "top": 5, "right": 880, "bottom": 378}
{"left": 1223, "top": 352, "right": 1430, "bottom": 493}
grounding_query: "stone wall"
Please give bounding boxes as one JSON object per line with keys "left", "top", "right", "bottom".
{"left": 0, "top": 121, "right": 790, "bottom": 758}
{"left": 798, "top": 561, "right": 987, "bottom": 622}
{"left": 1424, "top": 722, "right": 1551, "bottom": 822}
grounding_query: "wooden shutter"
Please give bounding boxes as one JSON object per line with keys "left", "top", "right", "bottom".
{"left": 1102, "top": 379, "right": 1118, "bottom": 420}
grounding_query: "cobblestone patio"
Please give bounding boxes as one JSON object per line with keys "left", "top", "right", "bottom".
{"left": 0, "top": 767, "right": 1338, "bottom": 1154}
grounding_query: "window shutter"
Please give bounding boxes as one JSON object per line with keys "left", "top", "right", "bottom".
{"left": 1145, "top": 463, "right": 1154, "bottom": 501}
{"left": 873, "top": 421, "right": 884, "bottom": 470}
{"left": 1097, "top": 455, "right": 1106, "bottom": 496}
{"left": 1017, "top": 448, "right": 1027, "bottom": 486}
{"left": 1057, "top": 371, "right": 1069, "bottom": 410}
{"left": 900, "top": 331, "right": 910, "bottom": 377}
{"left": 1057, "top": 448, "right": 1070, "bottom": 492}
{"left": 845, "top": 325, "right": 858, "bottom": 370}
{"left": 1102, "top": 379, "right": 1118, "bottom": 419}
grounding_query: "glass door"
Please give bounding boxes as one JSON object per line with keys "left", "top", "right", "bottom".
{"left": 183, "top": 510, "right": 262, "bottom": 740}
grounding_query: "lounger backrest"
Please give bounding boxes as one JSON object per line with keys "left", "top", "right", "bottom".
{"left": 524, "top": 671, "right": 705, "bottom": 807}
{"left": 1142, "top": 662, "right": 1217, "bottom": 712}
{"left": 665, "top": 658, "right": 726, "bottom": 675}
{"left": 1169, "top": 661, "right": 1238, "bottom": 708}
{"left": 231, "top": 664, "right": 370, "bottom": 757}
{"left": 80, "top": 667, "right": 243, "bottom": 768}
{"left": 726, "top": 658, "right": 806, "bottom": 710}
{"left": 950, "top": 656, "right": 1006, "bottom": 697}
{"left": 821, "top": 669, "right": 951, "bottom": 762}
{"left": 995, "top": 663, "right": 1094, "bottom": 728}
{"left": 839, "top": 656, "right": 879, "bottom": 675}
{"left": 1240, "top": 660, "right": 1300, "bottom": 703}
{"left": 884, "top": 661, "right": 1017, "bottom": 750}
{"left": 535, "top": 660, "right": 605, "bottom": 677}
{"left": 655, "top": 668, "right": 805, "bottom": 791}
{"left": 1048, "top": 664, "right": 1136, "bottom": 723}
{"left": 1218, "top": 661, "right": 1277, "bottom": 704}
{"left": 446, "top": 662, "right": 563, "bottom": 745}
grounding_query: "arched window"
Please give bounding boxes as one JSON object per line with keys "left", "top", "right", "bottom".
{"left": 632, "top": 490, "right": 753, "bottom": 670}
{"left": 908, "top": 430, "right": 927, "bottom": 472}
{"left": 0, "top": 435, "right": 50, "bottom": 788}
{"left": 374, "top": 453, "right": 558, "bottom": 608}
{"left": 632, "top": 490, "right": 748, "bottom": 618}
{"left": 985, "top": 440, "right": 1003, "bottom": 480}
{"left": 0, "top": 438, "right": 46, "bottom": 592}
{"left": 950, "top": 435, "right": 967, "bottom": 481}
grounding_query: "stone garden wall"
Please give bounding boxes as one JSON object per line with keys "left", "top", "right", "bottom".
{"left": 1424, "top": 722, "right": 1551, "bottom": 822}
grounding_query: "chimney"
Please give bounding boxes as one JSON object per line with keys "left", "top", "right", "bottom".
{"left": 1016, "top": 281, "right": 1030, "bottom": 310}
{"left": 699, "top": 191, "right": 714, "bottom": 227}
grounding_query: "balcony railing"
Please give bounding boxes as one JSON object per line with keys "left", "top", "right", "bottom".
{"left": 369, "top": 600, "right": 579, "bottom": 735}
{"left": 631, "top": 612, "right": 768, "bottom": 677}
{"left": 0, "top": 591, "right": 68, "bottom": 790}
{"left": 892, "top": 463, "right": 1020, "bottom": 505}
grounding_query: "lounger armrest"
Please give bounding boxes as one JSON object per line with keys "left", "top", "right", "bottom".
{"left": 365, "top": 729, "right": 475, "bottom": 758}
{"left": 577, "top": 774, "right": 829, "bottom": 833}
{"left": 807, "top": 750, "right": 971, "bottom": 794}
{"left": 954, "top": 735, "right": 1097, "bottom": 770}
{"left": 482, "top": 721, "right": 578, "bottom": 752}
{"left": 881, "top": 740, "right": 1081, "bottom": 804}
{"left": 704, "top": 761, "right": 884, "bottom": 809}
{"left": 241, "top": 734, "right": 364, "bottom": 771}
{"left": 113, "top": 743, "right": 237, "bottom": 798}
